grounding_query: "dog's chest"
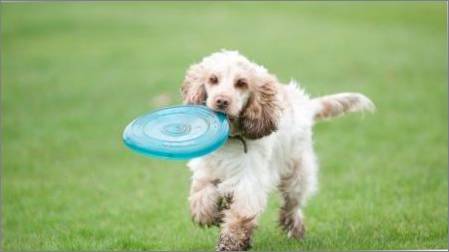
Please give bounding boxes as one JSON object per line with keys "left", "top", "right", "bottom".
{"left": 204, "top": 137, "right": 273, "bottom": 179}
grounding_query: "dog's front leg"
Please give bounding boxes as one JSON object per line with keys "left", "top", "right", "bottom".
{"left": 217, "top": 182, "right": 267, "bottom": 251}
{"left": 189, "top": 177, "right": 221, "bottom": 227}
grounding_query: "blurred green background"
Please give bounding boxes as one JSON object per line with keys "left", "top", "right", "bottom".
{"left": 1, "top": 2, "right": 447, "bottom": 251}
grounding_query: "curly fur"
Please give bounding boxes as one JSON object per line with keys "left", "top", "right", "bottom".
{"left": 239, "top": 78, "right": 281, "bottom": 139}
{"left": 181, "top": 50, "right": 374, "bottom": 251}
{"left": 181, "top": 63, "right": 207, "bottom": 104}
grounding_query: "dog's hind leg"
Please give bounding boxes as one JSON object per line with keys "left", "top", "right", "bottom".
{"left": 278, "top": 149, "right": 318, "bottom": 240}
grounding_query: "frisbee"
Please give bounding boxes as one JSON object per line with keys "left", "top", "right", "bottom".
{"left": 123, "top": 105, "right": 230, "bottom": 160}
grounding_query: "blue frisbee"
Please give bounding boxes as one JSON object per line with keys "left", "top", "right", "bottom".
{"left": 123, "top": 105, "right": 230, "bottom": 160}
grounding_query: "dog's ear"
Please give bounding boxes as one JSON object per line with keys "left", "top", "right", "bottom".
{"left": 239, "top": 73, "right": 281, "bottom": 139}
{"left": 181, "top": 63, "right": 207, "bottom": 104}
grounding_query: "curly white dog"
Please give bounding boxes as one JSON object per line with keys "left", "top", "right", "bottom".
{"left": 181, "top": 50, "right": 374, "bottom": 251}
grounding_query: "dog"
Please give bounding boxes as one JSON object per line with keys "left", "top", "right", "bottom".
{"left": 180, "top": 50, "right": 374, "bottom": 251}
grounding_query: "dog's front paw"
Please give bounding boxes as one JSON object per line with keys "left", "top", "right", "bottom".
{"left": 279, "top": 211, "right": 306, "bottom": 240}
{"left": 217, "top": 232, "right": 251, "bottom": 251}
{"left": 189, "top": 186, "right": 220, "bottom": 227}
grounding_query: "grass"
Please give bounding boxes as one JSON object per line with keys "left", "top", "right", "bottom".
{"left": 1, "top": 2, "right": 447, "bottom": 251}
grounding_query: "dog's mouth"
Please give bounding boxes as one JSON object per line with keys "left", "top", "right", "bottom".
{"left": 205, "top": 104, "right": 240, "bottom": 128}
{"left": 208, "top": 107, "right": 239, "bottom": 132}
{"left": 208, "top": 107, "right": 237, "bottom": 120}
{"left": 217, "top": 110, "right": 237, "bottom": 123}
{"left": 212, "top": 107, "right": 227, "bottom": 114}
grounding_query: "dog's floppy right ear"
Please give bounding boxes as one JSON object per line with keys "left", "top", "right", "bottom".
{"left": 181, "top": 63, "right": 207, "bottom": 105}
{"left": 239, "top": 73, "right": 281, "bottom": 139}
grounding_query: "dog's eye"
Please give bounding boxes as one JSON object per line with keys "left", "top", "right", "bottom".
{"left": 235, "top": 78, "right": 248, "bottom": 89}
{"left": 209, "top": 75, "right": 218, "bottom": 85}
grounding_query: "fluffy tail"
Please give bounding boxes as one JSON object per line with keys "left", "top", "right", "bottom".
{"left": 311, "top": 92, "right": 375, "bottom": 122}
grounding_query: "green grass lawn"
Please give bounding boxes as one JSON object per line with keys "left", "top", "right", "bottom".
{"left": 1, "top": 2, "right": 447, "bottom": 251}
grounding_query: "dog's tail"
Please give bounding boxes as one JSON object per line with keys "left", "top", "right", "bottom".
{"left": 311, "top": 92, "right": 375, "bottom": 122}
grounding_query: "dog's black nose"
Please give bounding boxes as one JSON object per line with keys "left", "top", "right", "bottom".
{"left": 215, "top": 96, "right": 230, "bottom": 109}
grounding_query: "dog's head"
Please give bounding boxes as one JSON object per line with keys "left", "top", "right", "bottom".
{"left": 181, "top": 50, "right": 281, "bottom": 139}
